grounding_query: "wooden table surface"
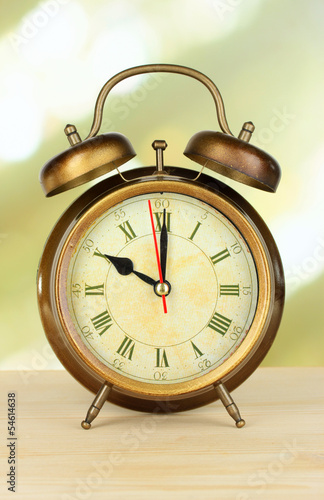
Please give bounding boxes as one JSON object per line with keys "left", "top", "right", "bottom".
{"left": 0, "top": 368, "right": 323, "bottom": 499}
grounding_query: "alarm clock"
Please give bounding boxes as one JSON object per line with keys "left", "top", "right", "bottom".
{"left": 37, "top": 64, "right": 285, "bottom": 429}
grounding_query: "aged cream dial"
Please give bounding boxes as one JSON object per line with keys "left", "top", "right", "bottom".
{"left": 65, "top": 192, "right": 258, "bottom": 384}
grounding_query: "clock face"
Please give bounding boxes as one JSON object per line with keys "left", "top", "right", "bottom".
{"left": 64, "top": 192, "right": 258, "bottom": 385}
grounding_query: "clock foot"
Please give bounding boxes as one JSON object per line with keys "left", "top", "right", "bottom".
{"left": 214, "top": 382, "right": 245, "bottom": 428}
{"left": 81, "top": 382, "right": 111, "bottom": 430}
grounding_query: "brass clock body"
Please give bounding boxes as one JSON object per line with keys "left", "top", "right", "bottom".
{"left": 37, "top": 64, "right": 285, "bottom": 427}
{"left": 37, "top": 167, "right": 284, "bottom": 413}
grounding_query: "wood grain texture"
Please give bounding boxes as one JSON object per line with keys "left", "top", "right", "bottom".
{"left": 0, "top": 368, "right": 323, "bottom": 499}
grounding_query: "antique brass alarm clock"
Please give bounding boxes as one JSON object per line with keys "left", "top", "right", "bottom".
{"left": 37, "top": 64, "right": 284, "bottom": 429}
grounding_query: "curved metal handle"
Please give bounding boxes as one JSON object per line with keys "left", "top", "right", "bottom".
{"left": 86, "top": 64, "right": 234, "bottom": 139}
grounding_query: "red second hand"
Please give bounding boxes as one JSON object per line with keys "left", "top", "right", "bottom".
{"left": 148, "top": 200, "right": 167, "bottom": 314}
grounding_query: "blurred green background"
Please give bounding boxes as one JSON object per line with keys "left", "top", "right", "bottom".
{"left": 0, "top": 0, "right": 323, "bottom": 370}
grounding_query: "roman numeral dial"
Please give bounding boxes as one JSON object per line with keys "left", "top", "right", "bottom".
{"left": 189, "top": 221, "right": 202, "bottom": 241}
{"left": 208, "top": 312, "right": 232, "bottom": 336}
{"left": 220, "top": 285, "right": 240, "bottom": 296}
{"left": 155, "top": 348, "right": 169, "bottom": 368}
{"left": 117, "top": 221, "right": 137, "bottom": 242}
{"left": 211, "top": 248, "right": 230, "bottom": 265}
{"left": 91, "top": 310, "right": 113, "bottom": 336}
{"left": 85, "top": 283, "right": 105, "bottom": 296}
{"left": 67, "top": 192, "right": 258, "bottom": 385}
{"left": 117, "top": 336, "right": 135, "bottom": 360}
{"left": 154, "top": 211, "right": 171, "bottom": 232}
{"left": 191, "top": 341, "right": 204, "bottom": 358}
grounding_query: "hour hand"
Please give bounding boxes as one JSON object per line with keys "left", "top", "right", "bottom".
{"left": 104, "top": 254, "right": 133, "bottom": 275}
{"left": 104, "top": 254, "right": 156, "bottom": 287}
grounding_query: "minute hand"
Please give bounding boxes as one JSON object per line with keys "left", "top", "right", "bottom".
{"left": 160, "top": 208, "right": 168, "bottom": 282}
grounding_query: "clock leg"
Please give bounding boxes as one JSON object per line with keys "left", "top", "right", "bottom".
{"left": 81, "top": 382, "right": 111, "bottom": 429}
{"left": 214, "top": 382, "right": 246, "bottom": 428}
